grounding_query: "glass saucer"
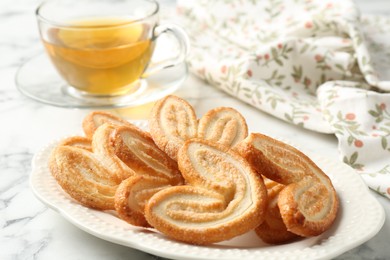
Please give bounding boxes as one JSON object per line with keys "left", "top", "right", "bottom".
{"left": 15, "top": 53, "right": 188, "bottom": 108}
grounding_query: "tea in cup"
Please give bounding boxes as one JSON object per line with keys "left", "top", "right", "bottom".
{"left": 36, "top": 0, "right": 189, "bottom": 98}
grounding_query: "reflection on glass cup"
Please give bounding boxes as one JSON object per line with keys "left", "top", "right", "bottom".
{"left": 36, "top": 0, "right": 189, "bottom": 97}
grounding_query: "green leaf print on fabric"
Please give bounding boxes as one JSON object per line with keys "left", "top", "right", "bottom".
{"left": 177, "top": 0, "right": 390, "bottom": 199}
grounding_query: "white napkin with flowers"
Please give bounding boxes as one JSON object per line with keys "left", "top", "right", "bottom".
{"left": 176, "top": 0, "right": 390, "bottom": 199}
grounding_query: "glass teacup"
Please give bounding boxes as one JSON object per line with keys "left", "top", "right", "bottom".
{"left": 36, "top": 0, "right": 189, "bottom": 99}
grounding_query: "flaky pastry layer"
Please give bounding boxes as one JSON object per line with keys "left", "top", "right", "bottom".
{"left": 236, "top": 133, "right": 339, "bottom": 237}
{"left": 115, "top": 175, "right": 171, "bottom": 227}
{"left": 149, "top": 95, "right": 198, "bottom": 161}
{"left": 92, "top": 124, "right": 136, "bottom": 181}
{"left": 49, "top": 145, "right": 118, "bottom": 210}
{"left": 145, "top": 139, "right": 267, "bottom": 245}
{"left": 58, "top": 136, "right": 92, "bottom": 151}
{"left": 255, "top": 178, "right": 299, "bottom": 244}
{"left": 112, "top": 125, "right": 183, "bottom": 185}
{"left": 82, "top": 111, "right": 135, "bottom": 139}
{"left": 198, "top": 107, "right": 248, "bottom": 148}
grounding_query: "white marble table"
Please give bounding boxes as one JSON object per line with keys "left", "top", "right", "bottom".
{"left": 1, "top": 0, "right": 389, "bottom": 259}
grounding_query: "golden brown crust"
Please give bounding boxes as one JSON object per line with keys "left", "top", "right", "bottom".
{"left": 92, "top": 124, "right": 136, "bottom": 181}
{"left": 58, "top": 136, "right": 92, "bottom": 151}
{"left": 235, "top": 133, "right": 308, "bottom": 184}
{"left": 277, "top": 177, "right": 338, "bottom": 237}
{"left": 82, "top": 111, "right": 133, "bottom": 139}
{"left": 112, "top": 125, "right": 184, "bottom": 185}
{"left": 149, "top": 95, "right": 198, "bottom": 161}
{"left": 115, "top": 176, "right": 171, "bottom": 227}
{"left": 47, "top": 96, "right": 339, "bottom": 246}
{"left": 144, "top": 139, "right": 267, "bottom": 245}
{"left": 236, "top": 133, "right": 339, "bottom": 238}
{"left": 145, "top": 186, "right": 227, "bottom": 244}
{"left": 49, "top": 145, "right": 118, "bottom": 210}
{"left": 255, "top": 178, "right": 299, "bottom": 244}
{"left": 53, "top": 112, "right": 185, "bottom": 225}
{"left": 198, "top": 107, "right": 248, "bottom": 148}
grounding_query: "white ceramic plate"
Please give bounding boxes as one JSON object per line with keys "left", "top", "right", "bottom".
{"left": 30, "top": 124, "right": 385, "bottom": 260}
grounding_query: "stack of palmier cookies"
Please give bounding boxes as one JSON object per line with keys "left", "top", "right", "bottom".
{"left": 49, "top": 95, "right": 339, "bottom": 245}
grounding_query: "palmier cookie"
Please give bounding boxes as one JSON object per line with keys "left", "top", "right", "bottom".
{"left": 255, "top": 178, "right": 299, "bottom": 244}
{"left": 49, "top": 145, "right": 118, "bottom": 210}
{"left": 198, "top": 107, "right": 248, "bottom": 148}
{"left": 115, "top": 175, "right": 171, "bottom": 227}
{"left": 236, "top": 133, "right": 339, "bottom": 237}
{"left": 149, "top": 95, "right": 197, "bottom": 161}
{"left": 111, "top": 124, "right": 184, "bottom": 185}
{"left": 112, "top": 124, "right": 184, "bottom": 226}
{"left": 92, "top": 123, "right": 184, "bottom": 226}
{"left": 145, "top": 139, "right": 267, "bottom": 245}
{"left": 92, "top": 124, "right": 136, "bottom": 181}
{"left": 82, "top": 111, "right": 134, "bottom": 138}
{"left": 58, "top": 136, "right": 92, "bottom": 151}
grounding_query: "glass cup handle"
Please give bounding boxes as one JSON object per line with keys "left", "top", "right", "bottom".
{"left": 141, "top": 23, "right": 190, "bottom": 78}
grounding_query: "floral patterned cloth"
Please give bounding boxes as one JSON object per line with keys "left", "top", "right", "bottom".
{"left": 176, "top": 0, "right": 390, "bottom": 199}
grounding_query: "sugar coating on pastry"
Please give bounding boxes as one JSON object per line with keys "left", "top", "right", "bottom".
{"left": 112, "top": 125, "right": 184, "bottom": 186}
{"left": 255, "top": 178, "right": 299, "bottom": 244}
{"left": 92, "top": 124, "right": 136, "bottom": 181}
{"left": 115, "top": 175, "right": 171, "bottom": 227}
{"left": 198, "top": 107, "right": 248, "bottom": 148}
{"left": 149, "top": 95, "right": 198, "bottom": 161}
{"left": 58, "top": 136, "right": 92, "bottom": 151}
{"left": 236, "top": 133, "right": 339, "bottom": 237}
{"left": 93, "top": 123, "right": 184, "bottom": 227}
{"left": 49, "top": 145, "right": 118, "bottom": 210}
{"left": 145, "top": 139, "right": 267, "bottom": 245}
{"left": 82, "top": 111, "right": 133, "bottom": 138}
{"left": 48, "top": 98, "right": 340, "bottom": 246}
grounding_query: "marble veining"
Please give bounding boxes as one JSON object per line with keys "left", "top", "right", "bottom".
{"left": 0, "top": 0, "right": 389, "bottom": 259}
